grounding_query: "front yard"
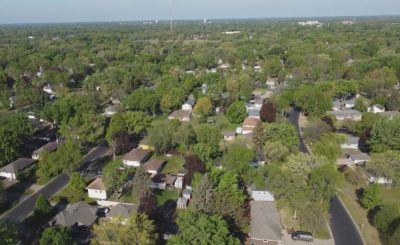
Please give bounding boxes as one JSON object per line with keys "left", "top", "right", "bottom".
{"left": 159, "top": 156, "right": 185, "bottom": 175}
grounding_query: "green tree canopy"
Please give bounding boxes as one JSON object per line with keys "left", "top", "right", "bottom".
{"left": 39, "top": 227, "right": 74, "bottom": 245}
{"left": 226, "top": 101, "right": 247, "bottom": 124}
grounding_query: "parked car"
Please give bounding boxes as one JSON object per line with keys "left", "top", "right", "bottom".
{"left": 291, "top": 231, "right": 314, "bottom": 241}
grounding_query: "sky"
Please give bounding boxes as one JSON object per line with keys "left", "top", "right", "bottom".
{"left": 0, "top": 0, "right": 399, "bottom": 24}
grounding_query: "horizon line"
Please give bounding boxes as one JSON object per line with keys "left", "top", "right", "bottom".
{"left": 1, "top": 14, "right": 400, "bottom": 26}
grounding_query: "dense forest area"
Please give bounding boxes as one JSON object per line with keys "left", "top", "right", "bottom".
{"left": 1, "top": 18, "right": 400, "bottom": 245}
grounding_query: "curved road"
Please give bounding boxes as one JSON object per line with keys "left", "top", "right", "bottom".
{"left": 288, "top": 109, "right": 364, "bottom": 245}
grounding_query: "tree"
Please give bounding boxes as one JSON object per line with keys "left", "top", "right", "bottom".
{"left": 260, "top": 101, "right": 276, "bottom": 123}
{"left": 387, "top": 90, "right": 400, "bottom": 111}
{"left": 123, "top": 87, "right": 160, "bottom": 115}
{"left": 102, "top": 160, "right": 129, "bottom": 193}
{"left": 308, "top": 164, "right": 341, "bottom": 203}
{"left": 252, "top": 122, "right": 267, "bottom": 153}
{"left": 138, "top": 193, "right": 157, "bottom": 219}
{"left": 59, "top": 112, "right": 104, "bottom": 143}
{"left": 313, "top": 133, "right": 345, "bottom": 163}
{"left": 0, "top": 222, "right": 18, "bottom": 245}
{"left": 293, "top": 85, "right": 332, "bottom": 117}
{"left": 34, "top": 194, "right": 53, "bottom": 218}
{"left": 361, "top": 184, "right": 382, "bottom": 210}
{"left": 195, "top": 124, "right": 222, "bottom": 157}
{"left": 388, "top": 225, "right": 400, "bottom": 245}
{"left": 184, "top": 155, "right": 206, "bottom": 185}
{"left": 124, "top": 111, "right": 152, "bottom": 136}
{"left": 366, "top": 151, "right": 400, "bottom": 186}
{"left": 373, "top": 205, "right": 400, "bottom": 236}
{"left": 132, "top": 167, "right": 152, "bottom": 202}
{"left": 223, "top": 144, "right": 255, "bottom": 183}
{"left": 193, "top": 97, "right": 213, "bottom": 119}
{"left": 265, "top": 123, "right": 299, "bottom": 151}
{"left": 192, "top": 173, "right": 214, "bottom": 213}
{"left": 0, "top": 113, "right": 34, "bottom": 166}
{"left": 369, "top": 117, "right": 400, "bottom": 153}
{"left": 39, "top": 227, "right": 74, "bottom": 245}
{"left": 226, "top": 101, "right": 247, "bottom": 124}
{"left": 283, "top": 153, "right": 329, "bottom": 184}
{"left": 173, "top": 124, "right": 196, "bottom": 154}
{"left": 265, "top": 141, "right": 289, "bottom": 163}
{"left": 303, "top": 120, "right": 331, "bottom": 143}
{"left": 168, "top": 210, "right": 240, "bottom": 245}
{"left": 92, "top": 213, "right": 157, "bottom": 245}
{"left": 69, "top": 172, "right": 86, "bottom": 192}
{"left": 148, "top": 120, "right": 180, "bottom": 154}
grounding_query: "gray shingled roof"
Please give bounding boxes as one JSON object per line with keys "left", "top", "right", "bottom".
{"left": 248, "top": 109, "right": 260, "bottom": 117}
{"left": 55, "top": 202, "right": 98, "bottom": 227}
{"left": 346, "top": 136, "right": 359, "bottom": 145}
{"left": 250, "top": 201, "right": 282, "bottom": 242}
{"left": 184, "top": 96, "right": 196, "bottom": 106}
{"left": 107, "top": 203, "right": 138, "bottom": 218}
{"left": 123, "top": 148, "right": 153, "bottom": 162}
{"left": 0, "top": 158, "right": 35, "bottom": 174}
{"left": 33, "top": 142, "right": 60, "bottom": 156}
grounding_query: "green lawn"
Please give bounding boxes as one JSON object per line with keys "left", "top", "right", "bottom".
{"left": 379, "top": 186, "right": 400, "bottom": 207}
{"left": 159, "top": 156, "right": 185, "bottom": 175}
{"left": 155, "top": 189, "right": 179, "bottom": 207}
{"left": 51, "top": 187, "right": 94, "bottom": 204}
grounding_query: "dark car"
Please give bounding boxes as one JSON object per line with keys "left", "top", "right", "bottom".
{"left": 291, "top": 231, "right": 314, "bottom": 241}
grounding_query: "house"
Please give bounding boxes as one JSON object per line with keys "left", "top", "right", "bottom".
{"left": 122, "top": 148, "right": 153, "bottom": 167}
{"left": 86, "top": 178, "right": 108, "bottom": 200}
{"left": 0, "top": 158, "right": 36, "bottom": 180}
{"left": 175, "top": 176, "right": 184, "bottom": 189}
{"left": 151, "top": 174, "right": 167, "bottom": 189}
{"left": 326, "top": 110, "right": 362, "bottom": 121}
{"left": 367, "top": 174, "right": 393, "bottom": 185}
{"left": 346, "top": 151, "right": 370, "bottom": 165}
{"left": 341, "top": 136, "right": 359, "bottom": 149}
{"left": 104, "top": 105, "right": 117, "bottom": 117}
{"left": 177, "top": 197, "right": 188, "bottom": 209}
{"left": 182, "top": 95, "right": 196, "bottom": 111}
{"left": 250, "top": 201, "right": 283, "bottom": 245}
{"left": 218, "top": 63, "right": 230, "bottom": 71}
{"left": 32, "top": 141, "right": 61, "bottom": 160}
{"left": 266, "top": 78, "right": 277, "bottom": 90}
{"left": 242, "top": 117, "right": 260, "bottom": 135}
{"left": 201, "top": 83, "right": 208, "bottom": 94}
{"left": 182, "top": 186, "right": 192, "bottom": 199}
{"left": 248, "top": 109, "right": 260, "bottom": 119}
{"left": 254, "top": 65, "right": 262, "bottom": 73}
{"left": 368, "top": 104, "right": 385, "bottom": 113}
{"left": 107, "top": 203, "right": 138, "bottom": 219}
{"left": 168, "top": 110, "right": 191, "bottom": 122}
{"left": 223, "top": 131, "right": 236, "bottom": 141}
{"left": 54, "top": 201, "right": 98, "bottom": 227}
{"left": 254, "top": 99, "right": 264, "bottom": 110}
{"left": 344, "top": 98, "right": 356, "bottom": 109}
{"left": 144, "top": 159, "right": 165, "bottom": 175}
{"left": 332, "top": 99, "right": 341, "bottom": 111}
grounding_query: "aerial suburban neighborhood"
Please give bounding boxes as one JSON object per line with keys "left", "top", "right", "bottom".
{"left": 1, "top": 1, "right": 400, "bottom": 245}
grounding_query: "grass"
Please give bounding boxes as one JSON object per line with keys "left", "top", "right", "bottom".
{"left": 159, "top": 155, "right": 185, "bottom": 175}
{"left": 339, "top": 181, "right": 381, "bottom": 245}
{"left": 51, "top": 187, "right": 92, "bottom": 204}
{"left": 155, "top": 189, "right": 179, "bottom": 207}
{"left": 279, "top": 206, "right": 331, "bottom": 239}
{"left": 379, "top": 186, "right": 400, "bottom": 207}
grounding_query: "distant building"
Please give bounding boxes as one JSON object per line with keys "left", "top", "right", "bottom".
{"left": 104, "top": 105, "right": 117, "bottom": 117}
{"left": 122, "top": 148, "right": 153, "bottom": 167}
{"left": 223, "top": 131, "right": 236, "bottom": 141}
{"left": 332, "top": 99, "right": 341, "bottom": 111}
{"left": 182, "top": 186, "right": 192, "bottom": 199}
{"left": 151, "top": 174, "right": 167, "bottom": 190}
{"left": 248, "top": 109, "right": 261, "bottom": 119}
{"left": 341, "top": 136, "right": 359, "bottom": 150}
{"left": 346, "top": 151, "right": 370, "bottom": 165}
{"left": 175, "top": 176, "right": 184, "bottom": 189}
{"left": 367, "top": 174, "right": 392, "bottom": 185}
{"left": 298, "top": 20, "right": 320, "bottom": 26}
{"left": 144, "top": 159, "right": 165, "bottom": 175}
{"left": 0, "top": 158, "right": 36, "bottom": 180}
{"left": 242, "top": 117, "right": 260, "bottom": 135}
{"left": 327, "top": 110, "right": 362, "bottom": 121}
{"left": 177, "top": 197, "right": 188, "bottom": 209}
{"left": 368, "top": 104, "right": 385, "bottom": 113}
{"left": 86, "top": 178, "right": 108, "bottom": 200}
{"left": 344, "top": 98, "right": 356, "bottom": 109}
{"left": 181, "top": 95, "right": 196, "bottom": 111}
{"left": 107, "top": 203, "right": 138, "bottom": 219}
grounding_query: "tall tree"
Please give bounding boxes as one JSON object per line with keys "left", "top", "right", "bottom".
{"left": 226, "top": 101, "right": 247, "bottom": 124}
{"left": 361, "top": 184, "right": 382, "bottom": 210}
{"left": 369, "top": 117, "right": 400, "bottom": 153}
{"left": 132, "top": 167, "right": 152, "bottom": 202}
{"left": 34, "top": 194, "right": 53, "bottom": 218}
{"left": 0, "top": 222, "right": 18, "bottom": 245}
{"left": 260, "top": 101, "right": 276, "bottom": 123}
{"left": 92, "top": 213, "right": 157, "bottom": 245}
{"left": 184, "top": 155, "right": 206, "bottom": 185}
{"left": 191, "top": 173, "right": 214, "bottom": 213}
{"left": 252, "top": 122, "right": 267, "bottom": 153}
{"left": 39, "top": 227, "right": 74, "bottom": 245}
{"left": 193, "top": 97, "right": 213, "bottom": 120}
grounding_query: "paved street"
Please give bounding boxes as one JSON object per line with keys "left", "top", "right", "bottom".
{"left": 0, "top": 144, "right": 111, "bottom": 224}
{"left": 287, "top": 109, "right": 364, "bottom": 245}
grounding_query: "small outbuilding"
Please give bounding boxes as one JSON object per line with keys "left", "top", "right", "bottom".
{"left": 86, "top": 178, "right": 108, "bottom": 200}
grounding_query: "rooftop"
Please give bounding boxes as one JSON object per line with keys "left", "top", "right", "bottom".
{"left": 144, "top": 159, "right": 165, "bottom": 172}
{"left": 250, "top": 201, "right": 282, "bottom": 242}
{"left": 123, "top": 148, "right": 153, "bottom": 162}
{"left": 54, "top": 201, "right": 98, "bottom": 227}
{"left": 0, "top": 158, "right": 36, "bottom": 174}
{"left": 168, "top": 110, "right": 191, "bottom": 119}
{"left": 33, "top": 141, "right": 60, "bottom": 155}
{"left": 86, "top": 178, "right": 106, "bottom": 191}
{"left": 242, "top": 117, "right": 260, "bottom": 127}
{"left": 107, "top": 203, "right": 138, "bottom": 218}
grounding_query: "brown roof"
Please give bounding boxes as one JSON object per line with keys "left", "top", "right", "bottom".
{"left": 144, "top": 159, "right": 165, "bottom": 172}
{"left": 165, "top": 174, "right": 177, "bottom": 185}
{"left": 86, "top": 178, "right": 106, "bottom": 191}
{"left": 223, "top": 131, "right": 236, "bottom": 137}
{"left": 242, "top": 117, "right": 260, "bottom": 127}
{"left": 123, "top": 148, "right": 153, "bottom": 162}
{"left": 169, "top": 110, "right": 191, "bottom": 119}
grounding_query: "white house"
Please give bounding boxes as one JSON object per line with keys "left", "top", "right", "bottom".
{"left": 182, "top": 186, "right": 192, "bottom": 199}
{"left": 144, "top": 159, "right": 165, "bottom": 175}
{"left": 32, "top": 141, "right": 61, "bottom": 160}
{"left": 42, "top": 84, "right": 55, "bottom": 95}
{"left": 347, "top": 151, "right": 370, "bottom": 165}
{"left": 122, "top": 148, "right": 153, "bottom": 167}
{"left": 168, "top": 110, "right": 191, "bottom": 122}
{"left": 344, "top": 98, "right": 356, "bottom": 109}
{"left": 341, "top": 136, "right": 359, "bottom": 149}
{"left": 251, "top": 190, "right": 275, "bottom": 202}
{"left": 326, "top": 110, "right": 362, "bottom": 121}
{"left": 0, "top": 158, "right": 36, "bottom": 180}
{"left": 367, "top": 174, "right": 393, "bottom": 185}
{"left": 86, "top": 178, "right": 108, "bottom": 200}
{"left": 332, "top": 100, "right": 341, "bottom": 111}
{"left": 104, "top": 105, "right": 117, "bottom": 117}
{"left": 175, "top": 176, "right": 184, "bottom": 189}
{"left": 368, "top": 104, "right": 385, "bottom": 113}
{"left": 177, "top": 197, "right": 188, "bottom": 209}
{"left": 181, "top": 95, "right": 196, "bottom": 111}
